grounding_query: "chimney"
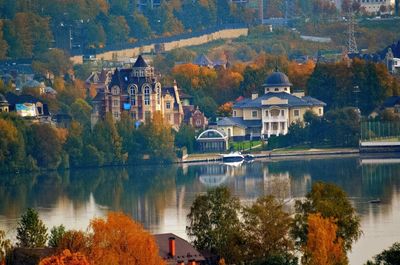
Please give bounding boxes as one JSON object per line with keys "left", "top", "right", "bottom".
{"left": 251, "top": 92, "right": 258, "bottom": 100}
{"left": 169, "top": 237, "right": 176, "bottom": 257}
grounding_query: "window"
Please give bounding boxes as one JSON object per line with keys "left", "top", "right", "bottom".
{"left": 144, "top": 86, "right": 150, "bottom": 105}
{"left": 233, "top": 110, "right": 237, "bottom": 117}
{"left": 196, "top": 119, "right": 202, "bottom": 126}
{"left": 265, "top": 110, "right": 269, "bottom": 117}
{"left": 113, "top": 100, "right": 119, "bottom": 107}
{"left": 111, "top": 86, "right": 119, "bottom": 95}
{"left": 157, "top": 87, "right": 161, "bottom": 104}
{"left": 319, "top": 108, "right": 322, "bottom": 115}
{"left": 131, "top": 111, "right": 136, "bottom": 119}
{"left": 113, "top": 112, "right": 119, "bottom": 119}
{"left": 166, "top": 114, "right": 171, "bottom": 121}
{"left": 280, "top": 122, "right": 285, "bottom": 130}
{"left": 294, "top": 109, "right": 300, "bottom": 117}
{"left": 274, "top": 88, "right": 279, "bottom": 91}
{"left": 252, "top": 110, "right": 257, "bottom": 118}
{"left": 129, "top": 85, "right": 136, "bottom": 106}
{"left": 166, "top": 102, "right": 171, "bottom": 109}
{"left": 281, "top": 110, "right": 285, "bottom": 116}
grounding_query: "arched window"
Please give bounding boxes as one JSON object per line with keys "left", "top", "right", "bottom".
{"left": 144, "top": 85, "right": 150, "bottom": 105}
{"left": 129, "top": 85, "right": 137, "bottom": 106}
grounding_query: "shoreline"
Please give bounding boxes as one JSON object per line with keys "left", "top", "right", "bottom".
{"left": 180, "top": 148, "right": 360, "bottom": 164}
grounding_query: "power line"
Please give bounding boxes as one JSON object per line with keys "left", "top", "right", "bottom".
{"left": 347, "top": 7, "right": 358, "bottom": 54}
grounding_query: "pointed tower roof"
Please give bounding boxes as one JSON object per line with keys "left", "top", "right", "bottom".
{"left": 133, "top": 55, "right": 148, "bottom": 68}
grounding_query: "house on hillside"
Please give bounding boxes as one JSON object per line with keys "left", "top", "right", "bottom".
{"left": 85, "top": 69, "right": 112, "bottom": 92}
{"left": 5, "top": 92, "right": 51, "bottom": 122}
{"left": 180, "top": 90, "right": 208, "bottom": 130}
{"left": 370, "top": 96, "right": 400, "bottom": 119}
{"left": 154, "top": 233, "right": 206, "bottom": 265}
{"left": 193, "top": 54, "right": 228, "bottom": 69}
{"left": 0, "top": 93, "right": 9, "bottom": 113}
{"left": 217, "top": 70, "right": 326, "bottom": 141}
{"left": 91, "top": 55, "right": 184, "bottom": 130}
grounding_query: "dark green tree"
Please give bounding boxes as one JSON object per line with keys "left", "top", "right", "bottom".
{"left": 16, "top": 208, "right": 48, "bottom": 248}
{"left": 291, "top": 182, "right": 362, "bottom": 252}
{"left": 186, "top": 187, "right": 243, "bottom": 263}
{"left": 242, "top": 196, "right": 297, "bottom": 264}
{"left": 365, "top": 242, "right": 400, "bottom": 265}
{"left": 174, "top": 123, "right": 196, "bottom": 153}
{"left": 48, "top": 225, "right": 66, "bottom": 248}
{"left": 30, "top": 124, "right": 63, "bottom": 169}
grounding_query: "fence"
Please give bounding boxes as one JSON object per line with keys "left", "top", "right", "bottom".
{"left": 360, "top": 121, "right": 400, "bottom": 141}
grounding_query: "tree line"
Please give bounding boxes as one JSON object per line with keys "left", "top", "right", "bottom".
{"left": 0, "top": 111, "right": 176, "bottom": 173}
{"left": 187, "top": 182, "right": 361, "bottom": 265}
{"left": 0, "top": 210, "right": 164, "bottom": 265}
{"left": 2, "top": 182, "right": 398, "bottom": 264}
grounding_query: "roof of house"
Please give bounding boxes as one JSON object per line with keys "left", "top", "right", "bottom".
{"left": 382, "top": 96, "right": 400, "bottom": 108}
{"left": 133, "top": 55, "right": 149, "bottom": 68}
{"left": 0, "top": 93, "right": 7, "bottom": 103}
{"left": 217, "top": 117, "right": 262, "bottom": 128}
{"left": 193, "top": 54, "right": 213, "bottom": 67}
{"left": 154, "top": 233, "right": 205, "bottom": 263}
{"left": 233, "top": 92, "right": 326, "bottom": 109}
{"left": 264, "top": 71, "right": 292, "bottom": 87}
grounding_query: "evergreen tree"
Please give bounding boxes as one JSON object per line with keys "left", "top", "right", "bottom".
{"left": 16, "top": 208, "right": 48, "bottom": 248}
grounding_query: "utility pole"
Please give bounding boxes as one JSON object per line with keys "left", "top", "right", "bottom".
{"left": 347, "top": 7, "right": 358, "bottom": 54}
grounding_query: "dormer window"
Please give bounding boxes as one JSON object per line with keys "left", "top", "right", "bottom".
{"left": 274, "top": 88, "right": 279, "bottom": 92}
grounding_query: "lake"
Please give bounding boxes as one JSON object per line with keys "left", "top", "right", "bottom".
{"left": 1, "top": 155, "right": 400, "bottom": 265}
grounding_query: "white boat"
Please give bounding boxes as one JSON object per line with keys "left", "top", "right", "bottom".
{"left": 221, "top": 152, "right": 244, "bottom": 162}
{"left": 244, "top": 154, "right": 255, "bottom": 161}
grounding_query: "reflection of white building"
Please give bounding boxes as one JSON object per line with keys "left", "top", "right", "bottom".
{"left": 263, "top": 167, "right": 292, "bottom": 201}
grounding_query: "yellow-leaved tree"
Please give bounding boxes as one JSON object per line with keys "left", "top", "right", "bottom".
{"left": 304, "top": 213, "right": 347, "bottom": 265}
{"left": 88, "top": 212, "right": 165, "bottom": 265}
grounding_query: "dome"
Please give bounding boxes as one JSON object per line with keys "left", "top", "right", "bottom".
{"left": 0, "top": 93, "right": 7, "bottom": 103}
{"left": 264, "top": 71, "right": 292, "bottom": 87}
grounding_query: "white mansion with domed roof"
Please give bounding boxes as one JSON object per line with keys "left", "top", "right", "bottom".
{"left": 217, "top": 71, "right": 326, "bottom": 141}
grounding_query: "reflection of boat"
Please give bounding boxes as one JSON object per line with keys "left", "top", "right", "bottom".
{"left": 369, "top": 199, "right": 381, "bottom": 204}
{"left": 221, "top": 152, "right": 244, "bottom": 162}
{"left": 223, "top": 160, "right": 243, "bottom": 167}
{"left": 244, "top": 154, "right": 255, "bottom": 162}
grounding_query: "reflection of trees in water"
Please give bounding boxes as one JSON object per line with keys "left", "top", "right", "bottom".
{"left": 268, "top": 157, "right": 362, "bottom": 198}
{"left": 361, "top": 163, "right": 400, "bottom": 200}
{"left": 0, "top": 172, "right": 38, "bottom": 218}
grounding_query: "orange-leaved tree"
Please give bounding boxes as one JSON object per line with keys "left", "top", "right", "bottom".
{"left": 39, "top": 249, "right": 89, "bottom": 265}
{"left": 88, "top": 212, "right": 165, "bottom": 265}
{"left": 303, "top": 213, "right": 347, "bottom": 265}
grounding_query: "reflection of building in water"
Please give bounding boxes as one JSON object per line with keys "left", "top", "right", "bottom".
{"left": 198, "top": 163, "right": 245, "bottom": 187}
{"left": 263, "top": 167, "right": 291, "bottom": 201}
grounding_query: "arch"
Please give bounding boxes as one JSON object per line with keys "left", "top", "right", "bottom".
{"left": 143, "top": 84, "right": 151, "bottom": 105}
{"left": 197, "top": 129, "right": 227, "bottom": 139}
{"left": 128, "top": 84, "right": 138, "bottom": 106}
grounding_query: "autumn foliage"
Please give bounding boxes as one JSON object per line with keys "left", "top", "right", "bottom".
{"left": 39, "top": 249, "right": 89, "bottom": 265}
{"left": 88, "top": 212, "right": 165, "bottom": 265}
{"left": 304, "top": 213, "right": 347, "bottom": 265}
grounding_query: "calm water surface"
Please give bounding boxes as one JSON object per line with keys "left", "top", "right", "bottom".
{"left": 1, "top": 156, "right": 400, "bottom": 265}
